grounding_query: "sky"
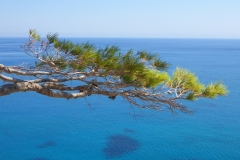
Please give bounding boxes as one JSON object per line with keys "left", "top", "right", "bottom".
{"left": 0, "top": 0, "right": 240, "bottom": 38}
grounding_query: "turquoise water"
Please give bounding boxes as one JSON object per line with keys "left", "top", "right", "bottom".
{"left": 0, "top": 38, "right": 240, "bottom": 159}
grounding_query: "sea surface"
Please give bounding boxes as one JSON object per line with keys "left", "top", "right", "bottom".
{"left": 0, "top": 38, "right": 240, "bottom": 160}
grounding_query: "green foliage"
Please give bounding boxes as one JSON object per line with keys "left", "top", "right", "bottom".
{"left": 47, "top": 33, "right": 58, "bottom": 43}
{"left": 138, "top": 70, "right": 169, "bottom": 88}
{"left": 137, "top": 51, "right": 170, "bottom": 70}
{"left": 95, "top": 46, "right": 120, "bottom": 70}
{"left": 137, "top": 51, "right": 157, "bottom": 60}
{"left": 31, "top": 31, "right": 228, "bottom": 96}
{"left": 46, "top": 35, "right": 170, "bottom": 88}
{"left": 168, "top": 68, "right": 228, "bottom": 100}
{"left": 50, "top": 36, "right": 169, "bottom": 88}
{"left": 54, "top": 58, "right": 67, "bottom": 70}
{"left": 29, "top": 29, "right": 40, "bottom": 41}
{"left": 186, "top": 92, "right": 197, "bottom": 101}
{"left": 203, "top": 82, "right": 228, "bottom": 98}
{"left": 152, "top": 59, "right": 170, "bottom": 70}
{"left": 168, "top": 67, "right": 204, "bottom": 93}
{"left": 120, "top": 70, "right": 168, "bottom": 88}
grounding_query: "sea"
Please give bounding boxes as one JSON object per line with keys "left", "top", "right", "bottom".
{"left": 0, "top": 38, "right": 240, "bottom": 160}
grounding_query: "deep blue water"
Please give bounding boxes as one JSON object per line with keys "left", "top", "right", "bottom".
{"left": 0, "top": 38, "right": 240, "bottom": 160}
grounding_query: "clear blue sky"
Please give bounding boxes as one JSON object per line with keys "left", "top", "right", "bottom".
{"left": 0, "top": 0, "right": 240, "bottom": 38}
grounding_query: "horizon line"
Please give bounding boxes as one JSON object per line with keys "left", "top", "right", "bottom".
{"left": 0, "top": 36, "right": 240, "bottom": 40}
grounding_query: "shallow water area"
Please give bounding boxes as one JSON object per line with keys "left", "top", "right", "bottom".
{"left": 0, "top": 38, "right": 240, "bottom": 159}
